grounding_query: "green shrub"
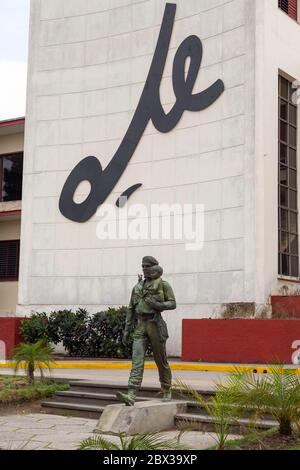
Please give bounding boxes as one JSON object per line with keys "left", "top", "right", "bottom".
{"left": 20, "top": 313, "right": 49, "bottom": 343}
{"left": 0, "top": 377, "right": 69, "bottom": 404}
{"left": 19, "top": 307, "right": 151, "bottom": 359}
{"left": 85, "top": 307, "right": 132, "bottom": 358}
{"left": 48, "top": 308, "right": 89, "bottom": 356}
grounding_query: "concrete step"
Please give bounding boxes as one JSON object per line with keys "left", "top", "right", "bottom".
{"left": 41, "top": 401, "right": 104, "bottom": 419}
{"left": 67, "top": 382, "right": 162, "bottom": 398}
{"left": 184, "top": 402, "right": 275, "bottom": 425}
{"left": 53, "top": 390, "right": 154, "bottom": 406}
{"left": 174, "top": 412, "right": 278, "bottom": 435}
{"left": 41, "top": 381, "right": 215, "bottom": 419}
{"left": 67, "top": 381, "right": 215, "bottom": 398}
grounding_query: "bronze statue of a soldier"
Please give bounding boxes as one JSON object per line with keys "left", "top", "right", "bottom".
{"left": 116, "top": 256, "right": 176, "bottom": 406}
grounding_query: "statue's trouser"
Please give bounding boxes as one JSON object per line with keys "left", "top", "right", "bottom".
{"left": 128, "top": 318, "right": 172, "bottom": 392}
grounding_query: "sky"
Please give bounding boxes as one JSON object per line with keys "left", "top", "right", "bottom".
{"left": 0, "top": 0, "right": 30, "bottom": 120}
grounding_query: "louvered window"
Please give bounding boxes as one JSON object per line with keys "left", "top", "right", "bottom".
{"left": 279, "top": 0, "right": 298, "bottom": 20}
{"left": 0, "top": 240, "right": 20, "bottom": 281}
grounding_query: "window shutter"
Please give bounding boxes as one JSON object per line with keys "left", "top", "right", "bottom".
{"left": 289, "top": 0, "right": 298, "bottom": 20}
{"left": 279, "top": 0, "right": 298, "bottom": 20}
{"left": 0, "top": 241, "right": 20, "bottom": 280}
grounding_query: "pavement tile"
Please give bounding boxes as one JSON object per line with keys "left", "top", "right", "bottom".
{"left": 46, "top": 442, "right": 81, "bottom": 450}
{"left": 0, "top": 411, "right": 242, "bottom": 451}
{"left": 30, "top": 432, "right": 93, "bottom": 443}
{"left": 0, "top": 440, "right": 49, "bottom": 451}
{"left": 0, "top": 422, "right": 56, "bottom": 429}
{"left": 0, "top": 432, "right": 37, "bottom": 442}
{"left": 38, "top": 415, "right": 91, "bottom": 424}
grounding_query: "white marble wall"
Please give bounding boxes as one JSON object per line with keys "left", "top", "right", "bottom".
{"left": 19, "top": 0, "right": 256, "bottom": 355}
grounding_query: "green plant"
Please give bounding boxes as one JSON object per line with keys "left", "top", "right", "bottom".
{"left": 217, "top": 366, "right": 300, "bottom": 436}
{"left": 20, "top": 313, "right": 50, "bottom": 343}
{"left": 78, "top": 432, "right": 190, "bottom": 450}
{"left": 205, "top": 428, "right": 277, "bottom": 451}
{"left": 173, "top": 380, "right": 243, "bottom": 450}
{"left": 20, "top": 307, "right": 152, "bottom": 358}
{"left": 0, "top": 378, "right": 69, "bottom": 404}
{"left": 12, "top": 340, "right": 55, "bottom": 383}
{"left": 48, "top": 308, "right": 89, "bottom": 356}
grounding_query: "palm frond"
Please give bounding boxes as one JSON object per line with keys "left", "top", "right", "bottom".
{"left": 124, "top": 432, "right": 190, "bottom": 450}
{"left": 77, "top": 436, "right": 120, "bottom": 450}
{"left": 173, "top": 379, "right": 210, "bottom": 413}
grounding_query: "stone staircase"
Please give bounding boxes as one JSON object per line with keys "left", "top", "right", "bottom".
{"left": 174, "top": 401, "right": 277, "bottom": 435}
{"left": 41, "top": 381, "right": 214, "bottom": 420}
{"left": 41, "top": 382, "right": 171, "bottom": 419}
{"left": 41, "top": 381, "right": 277, "bottom": 434}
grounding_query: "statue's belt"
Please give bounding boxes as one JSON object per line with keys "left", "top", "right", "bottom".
{"left": 137, "top": 312, "right": 157, "bottom": 321}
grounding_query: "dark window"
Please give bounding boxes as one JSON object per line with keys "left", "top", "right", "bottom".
{"left": 278, "top": 76, "right": 298, "bottom": 277}
{"left": 0, "top": 153, "right": 23, "bottom": 202}
{"left": 0, "top": 240, "right": 20, "bottom": 281}
{"left": 278, "top": 0, "right": 298, "bottom": 20}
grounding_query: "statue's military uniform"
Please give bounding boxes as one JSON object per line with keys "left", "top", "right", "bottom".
{"left": 123, "top": 275, "right": 176, "bottom": 395}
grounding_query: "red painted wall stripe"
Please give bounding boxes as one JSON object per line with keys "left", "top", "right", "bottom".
{"left": 0, "top": 210, "right": 21, "bottom": 218}
{"left": 182, "top": 319, "right": 300, "bottom": 363}
{"left": 0, "top": 118, "right": 25, "bottom": 129}
{"left": 0, "top": 318, "right": 24, "bottom": 359}
{"left": 271, "top": 296, "right": 300, "bottom": 318}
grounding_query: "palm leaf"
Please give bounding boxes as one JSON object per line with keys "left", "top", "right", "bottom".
{"left": 124, "top": 432, "right": 189, "bottom": 450}
{"left": 78, "top": 436, "right": 120, "bottom": 450}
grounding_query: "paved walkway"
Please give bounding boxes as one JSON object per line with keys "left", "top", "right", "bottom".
{"left": 0, "top": 367, "right": 229, "bottom": 391}
{"left": 0, "top": 413, "right": 237, "bottom": 450}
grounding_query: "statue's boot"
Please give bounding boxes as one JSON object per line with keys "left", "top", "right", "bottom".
{"left": 161, "top": 390, "right": 172, "bottom": 402}
{"left": 116, "top": 388, "right": 136, "bottom": 406}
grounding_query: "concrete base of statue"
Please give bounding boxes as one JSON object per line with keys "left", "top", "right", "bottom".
{"left": 94, "top": 400, "right": 187, "bottom": 436}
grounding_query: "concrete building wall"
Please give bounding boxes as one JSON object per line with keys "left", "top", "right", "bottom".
{"left": 254, "top": 0, "right": 300, "bottom": 304}
{"left": 18, "top": 0, "right": 262, "bottom": 355}
{"left": 0, "top": 133, "right": 24, "bottom": 155}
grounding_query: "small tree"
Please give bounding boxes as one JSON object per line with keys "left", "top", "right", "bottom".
{"left": 217, "top": 366, "right": 300, "bottom": 436}
{"left": 12, "top": 341, "right": 55, "bottom": 383}
{"left": 173, "top": 380, "right": 242, "bottom": 450}
{"left": 78, "top": 432, "right": 190, "bottom": 451}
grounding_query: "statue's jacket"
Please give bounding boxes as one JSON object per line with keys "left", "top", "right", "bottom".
{"left": 124, "top": 278, "right": 176, "bottom": 343}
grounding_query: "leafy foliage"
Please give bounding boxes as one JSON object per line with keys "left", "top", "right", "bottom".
{"left": 19, "top": 307, "right": 149, "bottom": 358}
{"left": 173, "top": 380, "right": 242, "bottom": 450}
{"left": 0, "top": 375, "right": 69, "bottom": 404}
{"left": 12, "top": 340, "right": 55, "bottom": 383}
{"left": 20, "top": 313, "right": 50, "bottom": 343}
{"left": 78, "top": 432, "right": 190, "bottom": 451}
{"left": 217, "top": 366, "right": 300, "bottom": 436}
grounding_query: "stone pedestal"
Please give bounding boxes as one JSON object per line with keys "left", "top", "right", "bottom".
{"left": 94, "top": 400, "right": 187, "bottom": 436}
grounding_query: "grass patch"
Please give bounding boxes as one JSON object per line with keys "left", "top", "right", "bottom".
{"left": 205, "top": 428, "right": 300, "bottom": 450}
{"left": 0, "top": 375, "right": 69, "bottom": 404}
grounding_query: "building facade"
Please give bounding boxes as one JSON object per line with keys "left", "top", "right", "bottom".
{"left": 0, "top": 118, "right": 24, "bottom": 315}
{"left": 2, "top": 0, "right": 300, "bottom": 356}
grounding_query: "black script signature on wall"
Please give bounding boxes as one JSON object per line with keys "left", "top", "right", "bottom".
{"left": 59, "top": 2, "right": 225, "bottom": 223}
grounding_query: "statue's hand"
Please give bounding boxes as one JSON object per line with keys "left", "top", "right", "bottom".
{"left": 122, "top": 332, "right": 129, "bottom": 346}
{"left": 146, "top": 297, "right": 164, "bottom": 311}
{"left": 144, "top": 295, "right": 157, "bottom": 307}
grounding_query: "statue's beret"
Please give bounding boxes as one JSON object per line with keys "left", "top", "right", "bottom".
{"left": 142, "top": 256, "right": 159, "bottom": 266}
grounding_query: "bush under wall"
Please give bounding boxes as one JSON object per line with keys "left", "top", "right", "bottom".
{"left": 20, "top": 307, "right": 141, "bottom": 359}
